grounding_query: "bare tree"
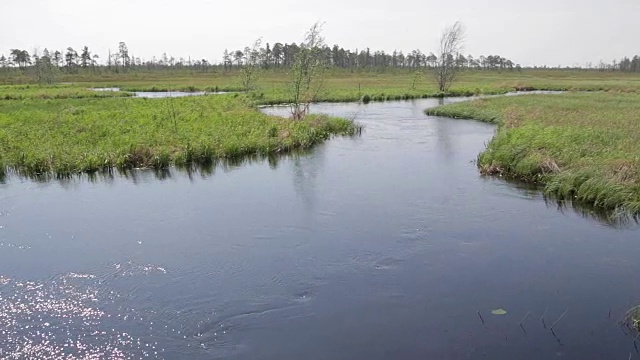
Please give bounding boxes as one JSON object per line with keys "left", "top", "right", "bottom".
{"left": 239, "top": 38, "right": 262, "bottom": 91}
{"left": 410, "top": 69, "right": 422, "bottom": 91}
{"left": 433, "top": 21, "right": 466, "bottom": 92}
{"left": 290, "top": 21, "right": 327, "bottom": 120}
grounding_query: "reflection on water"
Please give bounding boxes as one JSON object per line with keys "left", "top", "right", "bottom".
{"left": 1, "top": 98, "right": 639, "bottom": 359}
{"left": 5, "top": 150, "right": 313, "bottom": 187}
{"left": 88, "top": 88, "right": 229, "bottom": 98}
{"left": 88, "top": 87, "right": 121, "bottom": 92}
{"left": 133, "top": 91, "right": 215, "bottom": 98}
{"left": 291, "top": 144, "right": 326, "bottom": 211}
{"left": 546, "top": 198, "right": 640, "bottom": 229}
{"left": 0, "top": 269, "right": 165, "bottom": 359}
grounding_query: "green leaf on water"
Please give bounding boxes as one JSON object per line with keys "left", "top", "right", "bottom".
{"left": 491, "top": 308, "right": 507, "bottom": 315}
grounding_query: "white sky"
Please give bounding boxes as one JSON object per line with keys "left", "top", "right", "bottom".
{"left": 1, "top": 0, "right": 638, "bottom": 66}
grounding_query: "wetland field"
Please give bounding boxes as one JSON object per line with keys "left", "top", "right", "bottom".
{"left": 2, "top": 68, "right": 640, "bottom": 359}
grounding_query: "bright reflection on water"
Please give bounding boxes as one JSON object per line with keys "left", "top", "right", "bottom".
{"left": 1, "top": 98, "right": 639, "bottom": 359}
{"left": 88, "top": 88, "right": 229, "bottom": 98}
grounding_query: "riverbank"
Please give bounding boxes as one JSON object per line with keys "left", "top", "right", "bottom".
{"left": 2, "top": 69, "right": 640, "bottom": 181}
{"left": 426, "top": 92, "right": 640, "bottom": 213}
{"left": 0, "top": 84, "right": 133, "bottom": 100}
{"left": 0, "top": 95, "right": 360, "bottom": 178}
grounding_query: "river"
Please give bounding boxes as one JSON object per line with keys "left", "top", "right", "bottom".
{"left": 0, "top": 98, "right": 639, "bottom": 359}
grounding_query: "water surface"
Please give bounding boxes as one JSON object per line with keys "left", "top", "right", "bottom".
{"left": 88, "top": 88, "right": 228, "bottom": 98}
{"left": 1, "top": 98, "right": 639, "bottom": 359}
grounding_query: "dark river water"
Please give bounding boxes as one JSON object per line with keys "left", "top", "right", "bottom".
{"left": 1, "top": 98, "right": 640, "bottom": 359}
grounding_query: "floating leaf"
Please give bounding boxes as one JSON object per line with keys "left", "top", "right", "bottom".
{"left": 491, "top": 308, "right": 507, "bottom": 315}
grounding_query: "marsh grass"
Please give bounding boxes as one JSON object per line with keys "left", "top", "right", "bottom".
{"left": 4, "top": 68, "right": 639, "bottom": 102}
{"left": 622, "top": 305, "right": 640, "bottom": 336}
{"left": 0, "top": 85, "right": 132, "bottom": 100}
{"left": 3, "top": 68, "right": 640, "bottom": 103}
{"left": 0, "top": 94, "right": 360, "bottom": 177}
{"left": 2, "top": 69, "right": 640, "bottom": 182}
{"left": 426, "top": 92, "right": 640, "bottom": 214}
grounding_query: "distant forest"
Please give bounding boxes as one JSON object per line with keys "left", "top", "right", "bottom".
{"left": 221, "top": 43, "right": 522, "bottom": 71}
{"left": 2, "top": 41, "right": 640, "bottom": 74}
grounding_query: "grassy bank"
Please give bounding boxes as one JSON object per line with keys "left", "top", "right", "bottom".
{"left": 3, "top": 69, "right": 640, "bottom": 183}
{"left": 0, "top": 85, "right": 132, "bottom": 100}
{"left": 0, "top": 94, "right": 360, "bottom": 177}
{"left": 426, "top": 92, "right": 640, "bottom": 213}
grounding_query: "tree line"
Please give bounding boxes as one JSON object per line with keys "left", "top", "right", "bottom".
{"left": 1, "top": 47, "right": 98, "bottom": 70}
{"left": 0, "top": 42, "right": 209, "bottom": 75}
{"left": 1, "top": 42, "right": 522, "bottom": 74}
{"left": 2, "top": 42, "right": 640, "bottom": 78}
{"left": 609, "top": 56, "right": 640, "bottom": 72}
{"left": 223, "top": 44, "right": 521, "bottom": 71}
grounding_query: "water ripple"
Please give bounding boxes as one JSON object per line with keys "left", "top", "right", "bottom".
{"left": 0, "top": 272, "right": 164, "bottom": 359}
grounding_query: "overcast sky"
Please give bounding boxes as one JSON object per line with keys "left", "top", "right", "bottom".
{"left": 1, "top": 0, "right": 638, "bottom": 66}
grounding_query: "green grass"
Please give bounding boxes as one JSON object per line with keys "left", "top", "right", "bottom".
{"left": 5, "top": 68, "right": 640, "bottom": 102}
{"left": 2, "top": 68, "right": 640, "bottom": 184}
{"left": 78, "top": 69, "right": 640, "bottom": 104}
{"left": 0, "top": 84, "right": 132, "bottom": 100}
{"left": 426, "top": 92, "right": 640, "bottom": 214}
{"left": 0, "top": 94, "right": 360, "bottom": 177}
